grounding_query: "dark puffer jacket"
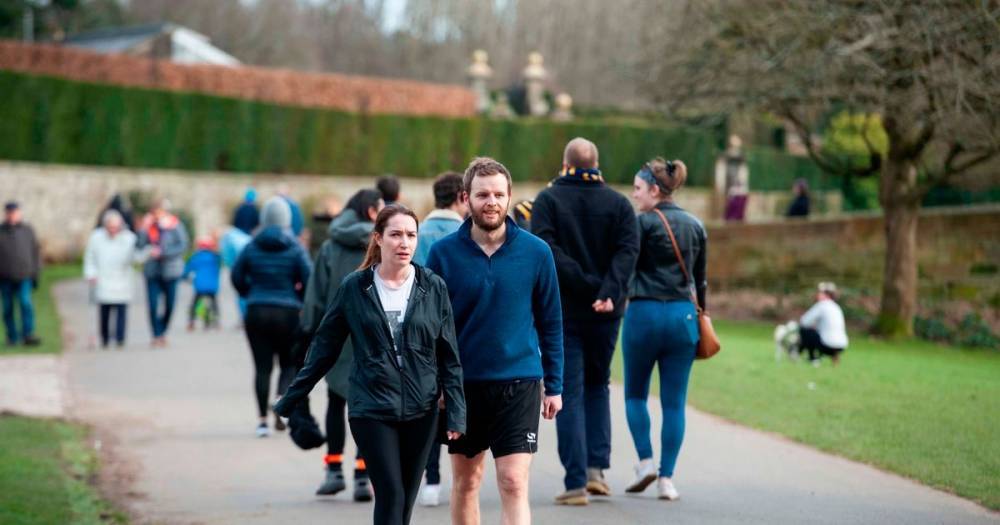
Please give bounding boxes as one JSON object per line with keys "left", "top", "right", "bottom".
{"left": 0, "top": 222, "right": 40, "bottom": 282}
{"left": 230, "top": 226, "right": 312, "bottom": 309}
{"left": 275, "top": 265, "right": 466, "bottom": 434}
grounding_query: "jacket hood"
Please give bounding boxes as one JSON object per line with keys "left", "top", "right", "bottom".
{"left": 254, "top": 225, "right": 297, "bottom": 251}
{"left": 328, "top": 209, "right": 373, "bottom": 249}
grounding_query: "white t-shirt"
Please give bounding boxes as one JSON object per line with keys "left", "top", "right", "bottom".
{"left": 373, "top": 265, "right": 415, "bottom": 348}
{"left": 800, "top": 299, "right": 849, "bottom": 349}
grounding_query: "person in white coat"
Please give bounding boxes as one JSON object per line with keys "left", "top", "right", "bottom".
{"left": 84, "top": 210, "right": 142, "bottom": 348}
{"left": 799, "top": 282, "right": 849, "bottom": 366}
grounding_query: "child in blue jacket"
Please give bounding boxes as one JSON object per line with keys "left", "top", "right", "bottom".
{"left": 184, "top": 236, "right": 222, "bottom": 329}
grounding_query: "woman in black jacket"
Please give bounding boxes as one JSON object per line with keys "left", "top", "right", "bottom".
{"left": 624, "top": 158, "right": 707, "bottom": 501}
{"left": 275, "top": 205, "right": 465, "bottom": 525}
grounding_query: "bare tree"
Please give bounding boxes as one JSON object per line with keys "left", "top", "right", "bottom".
{"left": 641, "top": 0, "right": 1000, "bottom": 336}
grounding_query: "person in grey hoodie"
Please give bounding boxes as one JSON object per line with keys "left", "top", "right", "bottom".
{"left": 299, "top": 188, "right": 383, "bottom": 500}
{"left": 136, "top": 198, "right": 189, "bottom": 347}
{"left": 232, "top": 197, "right": 312, "bottom": 438}
{"left": 0, "top": 202, "right": 41, "bottom": 346}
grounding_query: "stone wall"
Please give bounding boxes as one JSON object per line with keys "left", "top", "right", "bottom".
{"left": 5, "top": 161, "right": 842, "bottom": 261}
{"left": 0, "top": 41, "right": 476, "bottom": 117}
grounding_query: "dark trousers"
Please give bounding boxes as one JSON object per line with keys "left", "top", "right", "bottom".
{"left": 351, "top": 410, "right": 438, "bottom": 525}
{"left": 99, "top": 303, "right": 127, "bottom": 346}
{"left": 423, "top": 409, "right": 446, "bottom": 485}
{"left": 244, "top": 305, "right": 298, "bottom": 418}
{"left": 799, "top": 327, "right": 844, "bottom": 361}
{"left": 0, "top": 279, "right": 34, "bottom": 343}
{"left": 188, "top": 292, "right": 219, "bottom": 327}
{"left": 326, "top": 389, "right": 365, "bottom": 469}
{"left": 555, "top": 318, "right": 620, "bottom": 490}
{"left": 145, "top": 277, "right": 178, "bottom": 338}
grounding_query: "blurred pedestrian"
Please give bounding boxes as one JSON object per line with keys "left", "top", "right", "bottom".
{"left": 299, "top": 188, "right": 383, "bottom": 500}
{"left": 83, "top": 210, "right": 139, "bottom": 348}
{"left": 715, "top": 135, "right": 750, "bottom": 222}
{"left": 231, "top": 197, "right": 312, "bottom": 437}
{"left": 137, "top": 198, "right": 189, "bottom": 347}
{"left": 233, "top": 188, "right": 260, "bottom": 235}
{"left": 799, "top": 282, "right": 848, "bottom": 365}
{"left": 184, "top": 236, "right": 222, "bottom": 331}
{"left": 532, "top": 138, "right": 639, "bottom": 505}
{"left": 277, "top": 186, "right": 305, "bottom": 238}
{"left": 220, "top": 225, "right": 252, "bottom": 323}
{"left": 376, "top": 174, "right": 402, "bottom": 205}
{"left": 786, "top": 178, "right": 811, "bottom": 218}
{"left": 276, "top": 205, "right": 465, "bottom": 525}
{"left": 0, "top": 201, "right": 41, "bottom": 347}
{"left": 95, "top": 193, "right": 135, "bottom": 232}
{"left": 626, "top": 157, "right": 707, "bottom": 500}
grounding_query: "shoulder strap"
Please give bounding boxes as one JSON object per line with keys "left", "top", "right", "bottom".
{"left": 652, "top": 208, "right": 699, "bottom": 308}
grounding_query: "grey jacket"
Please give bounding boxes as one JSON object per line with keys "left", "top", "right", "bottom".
{"left": 300, "top": 209, "right": 373, "bottom": 396}
{"left": 0, "top": 222, "right": 40, "bottom": 282}
{"left": 137, "top": 216, "right": 190, "bottom": 280}
{"left": 630, "top": 202, "right": 708, "bottom": 309}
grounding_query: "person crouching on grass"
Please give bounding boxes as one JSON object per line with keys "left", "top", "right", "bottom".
{"left": 275, "top": 205, "right": 466, "bottom": 525}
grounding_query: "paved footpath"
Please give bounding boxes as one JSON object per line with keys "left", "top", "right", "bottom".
{"left": 55, "top": 277, "right": 997, "bottom": 525}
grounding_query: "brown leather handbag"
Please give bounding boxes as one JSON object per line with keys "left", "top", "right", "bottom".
{"left": 653, "top": 209, "right": 722, "bottom": 360}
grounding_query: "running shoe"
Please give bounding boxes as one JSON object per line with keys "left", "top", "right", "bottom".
{"left": 554, "top": 487, "right": 589, "bottom": 505}
{"left": 657, "top": 477, "right": 680, "bottom": 500}
{"left": 353, "top": 477, "right": 373, "bottom": 502}
{"left": 274, "top": 414, "right": 286, "bottom": 432}
{"left": 625, "top": 459, "right": 657, "bottom": 493}
{"left": 586, "top": 468, "right": 611, "bottom": 496}
{"left": 316, "top": 468, "right": 346, "bottom": 496}
{"left": 418, "top": 484, "right": 441, "bottom": 507}
{"left": 255, "top": 422, "right": 270, "bottom": 438}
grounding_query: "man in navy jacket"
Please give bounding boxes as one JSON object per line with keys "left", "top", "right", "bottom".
{"left": 532, "top": 138, "right": 639, "bottom": 505}
{"left": 427, "top": 157, "right": 563, "bottom": 525}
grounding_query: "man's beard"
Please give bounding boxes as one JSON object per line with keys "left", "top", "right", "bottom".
{"left": 471, "top": 204, "right": 507, "bottom": 231}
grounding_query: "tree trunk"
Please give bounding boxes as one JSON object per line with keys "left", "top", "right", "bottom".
{"left": 875, "top": 157, "right": 920, "bottom": 337}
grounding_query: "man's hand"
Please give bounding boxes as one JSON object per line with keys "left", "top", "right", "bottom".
{"left": 592, "top": 298, "right": 614, "bottom": 313}
{"left": 542, "top": 394, "right": 562, "bottom": 420}
{"left": 149, "top": 246, "right": 162, "bottom": 259}
{"left": 446, "top": 430, "right": 463, "bottom": 441}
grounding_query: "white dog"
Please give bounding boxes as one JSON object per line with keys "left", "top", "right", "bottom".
{"left": 774, "top": 321, "right": 801, "bottom": 361}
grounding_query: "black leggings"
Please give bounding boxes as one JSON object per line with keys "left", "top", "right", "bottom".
{"left": 350, "top": 411, "right": 438, "bottom": 525}
{"left": 244, "top": 305, "right": 298, "bottom": 418}
{"left": 326, "top": 389, "right": 364, "bottom": 465}
{"left": 98, "top": 303, "right": 127, "bottom": 346}
{"left": 799, "top": 327, "right": 844, "bottom": 361}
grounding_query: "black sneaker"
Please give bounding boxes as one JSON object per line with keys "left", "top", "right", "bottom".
{"left": 22, "top": 335, "right": 41, "bottom": 346}
{"left": 353, "top": 476, "right": 373, "bottom": 502}
{"left": 316, "top": 468, "right": 346, "bottom": 496}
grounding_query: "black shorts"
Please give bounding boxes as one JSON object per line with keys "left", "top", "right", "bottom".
{"left": 448, "top": 380, "right": 541, "bottom": 459}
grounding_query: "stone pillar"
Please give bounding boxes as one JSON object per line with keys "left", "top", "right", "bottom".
{"left": 523, "top": 52, "right": 549, "bottom": 117}
{"left": 466, "top": 49, "right": 494, "bottom": 114}
{"left": 551, "top": 92, "right": 573, "bottom": 121}
{"left": 489, "top": 92, "right": 515, "bottom": 119}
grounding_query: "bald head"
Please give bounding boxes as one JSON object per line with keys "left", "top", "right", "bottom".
{"left": 563, "top": 137, "right": 599, "bottom": 169}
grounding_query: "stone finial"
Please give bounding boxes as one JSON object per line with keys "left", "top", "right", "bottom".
{"left": 522, "top": 52, "right": 549, "bottom": 116}
{"left": 467, "top": 49, "right": 494, "bottom": 114}
{"left": 552, "top": 92, "right": 573, "bottom": 121}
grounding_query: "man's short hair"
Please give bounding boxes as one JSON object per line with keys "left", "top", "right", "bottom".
{"left": 376, "top": 174, "right": 401, "bottom": 203}
{"left": 463, "top": 157, "right": 512, "bottom": 193}
{"left": 433, "top": 172, "right": 464, "bottom": 209}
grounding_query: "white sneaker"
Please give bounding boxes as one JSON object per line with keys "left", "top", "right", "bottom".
{"left": 625, "top": 459, "right": 658, "bottom": 493}
{"left": 255, "top": 422, "right": 270, "bottom": 438}
{"left": 419, "top": 483, "right": 441, "bottom": 507}
{"left": 657, "top": 477, "right": 679, "bottom": 500}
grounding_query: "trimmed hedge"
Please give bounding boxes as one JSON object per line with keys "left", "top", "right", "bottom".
{"left": 0, "top": 70, "right": 824, "bottom": 188}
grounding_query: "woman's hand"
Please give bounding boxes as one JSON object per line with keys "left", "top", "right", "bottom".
{"left": 446, "top": 430, "right": 463, "bottom": 441}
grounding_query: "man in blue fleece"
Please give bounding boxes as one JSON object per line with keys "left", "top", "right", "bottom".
{"left": 426, "top": 157, "right": 563, "bottom": 525}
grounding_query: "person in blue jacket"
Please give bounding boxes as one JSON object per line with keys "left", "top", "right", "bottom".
{"left": 184, "top": 236, "right": 222, "bottom": 330}
{"left": 426, "top": 157, "right": 563, "bottom": 525}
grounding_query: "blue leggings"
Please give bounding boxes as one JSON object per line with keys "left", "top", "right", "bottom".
{"left": 622, "top": 299, "right": 697, "bottom": 478}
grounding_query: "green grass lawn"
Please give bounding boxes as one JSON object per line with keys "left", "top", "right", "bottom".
{"left": 0, "top": 415, "right": 126, "bottom": 525}
{"left": 613, "top": 319, "right": 1000, "bottom": 509}
{"left": 2, "top": 263, "right": 80, "bottom": 355}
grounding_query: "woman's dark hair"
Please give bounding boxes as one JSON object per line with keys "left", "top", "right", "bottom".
{"left": 342, "top": 189, "right": 383, "bottom": 223}
{"left": 644, "top": 157, "right": 688, "bottom": 198}
{"left": 359, "top": 204, "right": 420, "bottom": 269}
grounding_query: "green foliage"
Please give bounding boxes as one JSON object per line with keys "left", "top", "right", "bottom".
{"left": 914, "top": 313, "right": 998, "bottom": 350}
{"left": 744, "top": 146, "right": 834, "bottom": 191}
{"left": 0, "top": 71, "right": 817, "bottom": 188}
{"left": 611, "top": 320, "right": 1000, "bottom": 510}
